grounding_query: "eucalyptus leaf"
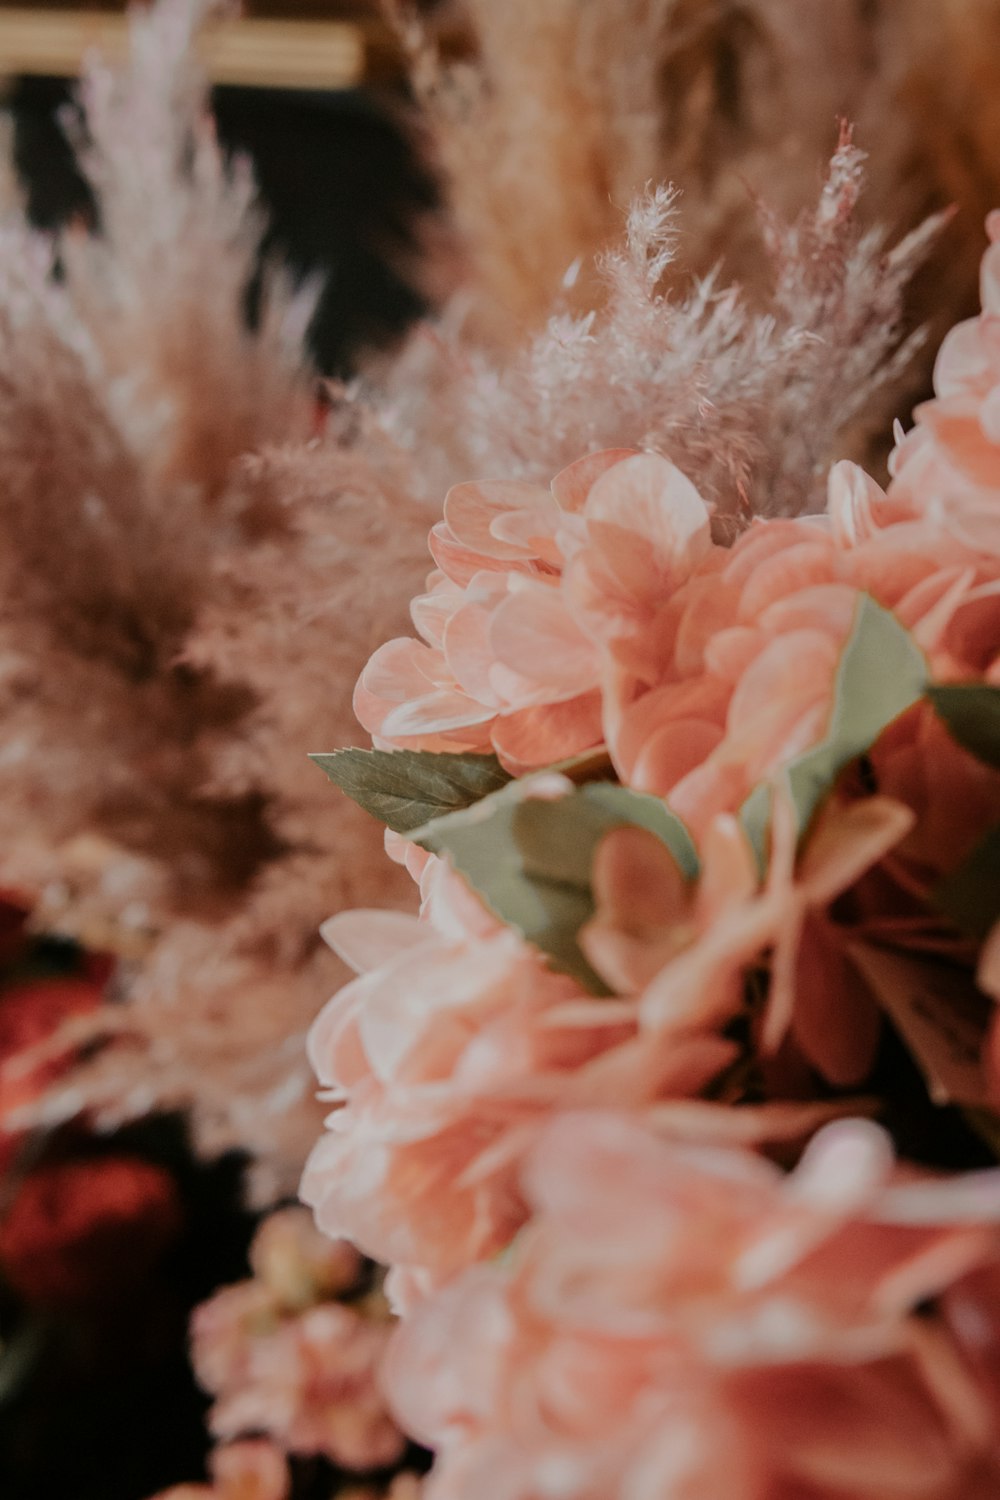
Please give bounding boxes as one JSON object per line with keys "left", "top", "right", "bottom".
{"left": 741, "top": 596, "right": 927, "bottom": 867}
{"left": 310, "top": 747, "right": 510, "bottom": 834}
{"left": 933, "top": 824, "right": 1000, "bottom": 941}
{"left": 927, "top": 684, "right": 1000, "bottom": 769}
{"left": 412, "top": 779, "right": 698, "bottom": 993}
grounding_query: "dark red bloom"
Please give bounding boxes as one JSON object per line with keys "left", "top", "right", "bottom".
{"left": 0, "top": 893, "right": 30, "bottom": 967}
{"left": 0, "top": 977, "right": 103, "bottom": 1064}
{"left": 0, "top": 1156, "right": 183, "bottom": 1305}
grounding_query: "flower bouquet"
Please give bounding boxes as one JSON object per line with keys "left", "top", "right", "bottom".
{"left": 303, "top": 198, "right": 1000, "bottom": 1496}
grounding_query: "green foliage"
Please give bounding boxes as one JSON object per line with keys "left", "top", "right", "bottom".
{"left": 927, "top": 683, "right": 1000, "bottom": 769}
{"left": 741, "top": 596, "right": 927, "bottom": 867}
{"left": 413, "top": 779, "right": 697, "bottom": 993}
{"left": 310, "top": 747, "right": 510, "bottom": 834}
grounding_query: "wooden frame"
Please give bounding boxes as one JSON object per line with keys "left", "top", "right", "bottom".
{"left": 0, "top": 7, "right": 386, "bottom": 89}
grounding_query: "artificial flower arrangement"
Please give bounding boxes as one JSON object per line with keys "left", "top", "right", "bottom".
{"left": 301, "top": 205, "right": 1000, "bottom": 1496}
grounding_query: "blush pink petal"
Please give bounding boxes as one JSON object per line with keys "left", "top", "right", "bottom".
{"left": 428, "top": 521, "right": 522, "bottom": 587}
{"left": 490, "top": 693, "right": 604, "bottom": 770}
{"left": 549, "top": 448, "right": 638, "bottom": 512}
{"left": 441, "top": 600, "right": 508, "bottom": 706}
{"left": 582, "top": 452, "right": 711, "bottom": 596}
{"left": 736, "top": 541, "right": 838, "bottom": 622}
{"left": 488, "top": 583, "right": 599, "bottom": 695}
{"left": 443, "top": 480, "right": 552, "bottom": 560}
{"left": 386, "top": 1114, "right": 1000, "bottom": 1500}
{"left": 378, "top": 692, "right": 496, "bottom": 739}
{"left": 828, "top": 460, "right": 890, "bottom": 547}
{"left": 411, "top": 582, "right": 464, "bottom": 647}
{"left": 630, "top": 718, "right": 725, "bottom": 795}
{"left": 320, "top": 910, "right": 428, "bottom": 975}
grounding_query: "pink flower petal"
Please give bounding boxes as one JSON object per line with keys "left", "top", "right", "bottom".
{"left": 549, "top": 448, "right": 637, "bottom": 512}
{"left": 489, "top": 584, "right": 598, "bottom": 694}
{"left": 444, "top": 480, "right": 552, "bottom": 560}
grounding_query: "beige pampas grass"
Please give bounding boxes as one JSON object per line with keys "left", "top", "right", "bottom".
{"left": 413, "top": 0, "right": 1000, "bottom": 409}
{"left": 0, "top": 0, "right": 428, "bottom": 1195}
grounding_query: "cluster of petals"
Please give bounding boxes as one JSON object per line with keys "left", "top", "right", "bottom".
{"left": 356, "top": 223, "right": 1000, "bottom": 851}
{"left": 386, "top": 1111, "right": 1000, "bottom": 1500}
{"left": 190, "top": 1210, "right": 404, "bottom": 1473}
{"left": 886, "top": 209, "right": 1000, "bottom": 553}
{"left": 358, "top": 440, "right": 1000, "bottom": 845}
{"left": 301, "top": 780, "right": 917, "bottom": 1290}
{"left": 354, "top": 448, "right": 711, "bottom": 772}
{"left": 304, "top": 220, "right": 1000, "bottom": 1500}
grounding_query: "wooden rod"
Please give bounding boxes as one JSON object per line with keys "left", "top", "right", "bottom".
{"left": 0, "top": 8, "right": 375, "bottom": 89}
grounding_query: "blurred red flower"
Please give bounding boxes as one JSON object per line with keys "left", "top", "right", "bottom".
{"left": 0, "top": 892, "right": 30, "bottom": 967}
{"left": 0, "top": 1155, "right": 183, "bottom": 1305}
{"left": 0, "top": 976, "right": 104, "bottom": 1065}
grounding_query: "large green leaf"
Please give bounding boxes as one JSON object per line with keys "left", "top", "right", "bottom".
{"left": 933, "top": 824, "right": 1000, "bottom": 941}
{"left": 412, "top": 779, "right": 698, "bottom": 993}
{"left": 741, "top": 596, "right": 927, "bottom": 867}
{"left": 310, "top": 748, "right": 511, "bottom": 835}
{"left": 927, "top": 684, "right": 1000, "bottom": 769}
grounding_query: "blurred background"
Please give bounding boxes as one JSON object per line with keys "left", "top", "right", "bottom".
{"left": 0, "top": 8, "right": 432, "bottom": 1498}
{"left": 6, "top": 0, "right": 437, "bottom": 375}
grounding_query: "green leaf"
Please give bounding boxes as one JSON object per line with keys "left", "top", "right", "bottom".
{"left": 740, "top": 596, "right": 927, "bottom": 867}
{"left": 412, "top": 779, "right": 698, "bottom": 993}
{"left": 309, "top": 748, "right": 511, "bottom": 834}
{"left": 933, "top": 824, "right": 1000, "bottom": 941}
{"left": 927, "top": 684, "right": 1000, "bottom": 769}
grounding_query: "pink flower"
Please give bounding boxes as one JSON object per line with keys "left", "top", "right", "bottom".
{"left": 303, "top": 779, "right": 908, "bottom": 1285}
{"left": 386, "top": 1112, "right": 1000, "bottom": 1500}
{"left": 301, "top": 858, "right": 644, "bottom": 1282}
{"left": 886, "top": 212, "right": 1000, "bottom": 544}
{"left": 354, "top": 450, "right": 712, "bottom": 770}
{"left": 582, "top": 792, "right": 915, "bottom": 1088}
{"left": 248, "top": 1206, "right": 363, "bottom": 1312}
{"left": 190, "top": 1215, "right": 404, "bottom": 1473}
{"left": 197, "top": 1298, "right": 404, "bottom": 1471}
{"left": 302, "top": 826, "right": 783, "bottom": 1284}
{"left": 149, "top": 1440, "right": 289, "bottom": 1500}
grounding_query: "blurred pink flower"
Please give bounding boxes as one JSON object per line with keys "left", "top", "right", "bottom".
{"left": 301, "top": 855, "right": 644, "bottom": 1281}
{"left": 249, "top": 1206, "right": 363, "bottom": 1312}
{"left": 190, "top": 1215, "right": 404, "bottom": 1474}
{"left": 340, "top": 1476, "right": 424, "bottom": 1500}
{"left": 386, "top": 1112, "right": 1000, "bottom": 1500}
{"left": 886, "top": 212, "right": 1000, "bottom": 544}
{"left": 150, "top": 1440, "right": 289, "bottom": 1500}
{"left": 358, "top": 445, "right": 1000, "bottom": 850}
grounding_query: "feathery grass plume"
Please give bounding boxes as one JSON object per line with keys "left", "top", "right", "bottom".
{"left": 406, "top": 0, "right": 677, "bottom": 341}
{"left": 373, "top": 133, "right": 941, "bottom": 524}
{"left": 0, "top": 0, "right": 428, "bottom": 1193}
{"left": 410, "top": 0, "right": 1000, "bottom": 446}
